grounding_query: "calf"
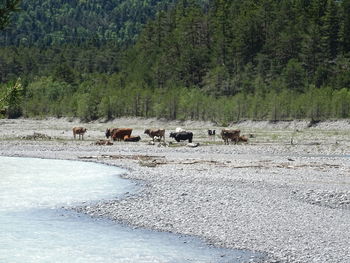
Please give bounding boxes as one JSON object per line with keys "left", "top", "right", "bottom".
{"left": 144, "top": 129, "right": 165, "bottom": 142}
{"left": 73, "top": 127, "right": 87, "bottom": 140}
{"left": 124, "top": 135, "right": 141, "bottom": 142}
{"left": 170, "top": 131, "right": 193, "bottom": 143}
{"left": 221, "top": 129, "right": 241, "bottom": 145}
{"left": 238, "top": 135, "right": 248, "bottom": 143}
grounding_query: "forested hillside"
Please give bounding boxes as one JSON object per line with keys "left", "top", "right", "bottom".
{"left": 1, "top": 0, "right": 350, "bottom": 122}
{"left": 1, "top": 0, "right": 178, "bottom": 46}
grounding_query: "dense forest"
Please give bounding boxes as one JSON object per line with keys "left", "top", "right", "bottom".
{"left": 0, "top": 0, "right": 181, "bottom": 46}
{"left": 0, "top": 0, "right": 20, "bottom": 30}
{"left": 1, "top": 0, "right": 350, "bottom": 122}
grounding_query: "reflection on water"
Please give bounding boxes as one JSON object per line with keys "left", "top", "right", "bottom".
{"left": 0, "top": 157, "right": 262, "bottom": 263}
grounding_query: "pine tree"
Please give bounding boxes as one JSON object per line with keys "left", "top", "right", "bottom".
{"left": 321, "top": 0, "right": 340, "bottom": 60}
{"left": 340, "top": 0, "right": 350, "bottom": 54}
{"left": 283, "top": 59, "right": 305, "bottom": 92}
{"left": 0, "top": 0, "right": 20, "bottom": 29}
{"left": 211, "top": 0, "right": 232, "bottom": 66}
{"left": 309, "top": 0, "right": 328, "bottom": 25}
{"left": 301, "top": 21, "right": 323, "bottom": 77}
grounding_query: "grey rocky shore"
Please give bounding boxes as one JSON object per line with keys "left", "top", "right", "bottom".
{"left": 1, "top": 118, "right": 350, "bottom": 262}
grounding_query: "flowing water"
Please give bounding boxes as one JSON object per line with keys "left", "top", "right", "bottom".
{"left": 0, "top": 156, "right": 262, "bottom": 263}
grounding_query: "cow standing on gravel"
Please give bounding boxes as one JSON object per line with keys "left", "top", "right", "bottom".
{"left": 144, "top": 129, "right": 165, "bottom": 142}
{"left": 221, "top": 129, "right": 240, "bottom": 145}
{"left": 208, "top": 129, "right": 216, "bottom": 141}
{"left": 73, "top": 127, "right": 87, "bottom": 140}
{"left": 170, "top": 131, "right": 193, "bottom": 143}
{"left": 105, "top": 128, "right": 117, "bottom": 139}
{"left": 106, "top": 128, "right": 133, "bottom": 141}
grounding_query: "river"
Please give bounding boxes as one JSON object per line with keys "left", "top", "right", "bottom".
{"left": 0, "top": 156, "right": 262, "bottom": 263}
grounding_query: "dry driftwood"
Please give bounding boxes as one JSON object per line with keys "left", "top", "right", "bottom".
{"left": 95, "top": 140, "right": 113, "bottom": 145}
{"left": 21, "top": 132, "right": 52, "bottom": 140}
{"left": 78, "top": 154, "right": 165, "bottom": 161}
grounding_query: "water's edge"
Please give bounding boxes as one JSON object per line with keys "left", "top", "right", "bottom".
{"left": 1, "top": 155, "right": 265, "bottom": 263}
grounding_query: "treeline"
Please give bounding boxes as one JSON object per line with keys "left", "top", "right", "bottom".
{"left": 14, "top": 75, "right": 350, "bottom": 123}
{"left": 0, "top": 45, "right": 122, "bottom": 83}
{"left": 1, "top": 0, "right": 350, "bottom": 122}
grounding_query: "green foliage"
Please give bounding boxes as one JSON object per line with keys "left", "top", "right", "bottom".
{"left": 1, "top": 0, "right": 350, "bottom": 122}
{"left": 0, "top": 0, "right": 20, "bottom": 30}
{"left": 1, "top": 0, "right": 183, "bottom": 46}
{"left": 283, "top": 59, "right": 305, "bottom": 92}
{"left": 322, "top": 0, "right": 340, "bottom": 60}
{"left": 0, "top": 78, "right": 23, "bottom": 118}
{"left": 340, "top": 0, "right": 350, "bottom": 54}
{"left": 332, "top": 88, "right": 350, "bottom": 117}
{"left": 306, "top": 85, "right": 333, "bottom": 120}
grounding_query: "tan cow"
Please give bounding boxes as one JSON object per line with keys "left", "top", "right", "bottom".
{"left": 221, "top": 129, "right": 240, "bottom": 145}
{"left": 144, "top": 129, "right": 165, "bottom": 142}
{"left": 73, "top": 127, "right": 87, "bottom": 140}
{"left": 238, "top": 135, "right": 248, "bottom": 143}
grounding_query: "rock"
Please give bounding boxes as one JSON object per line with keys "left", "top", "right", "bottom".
{"left": 157, "top": 142, "right": 168, "bottom": 147}
{"left": 187, "top": 142, "right": 199, "bottom": 147}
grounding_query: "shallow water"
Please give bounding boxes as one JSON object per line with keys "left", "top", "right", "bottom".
{"left": 0, "top": 157, "right": 262, "bottom": 263}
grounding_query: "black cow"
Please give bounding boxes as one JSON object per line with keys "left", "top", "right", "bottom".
{"left": 208, "top": 129, "right": 216, "bottom": 140}
{"left": 208, "top": 129, "right": 216, "bottom": 136}
{"left": 170, "top": 131, "right": 193, "bottom": 143}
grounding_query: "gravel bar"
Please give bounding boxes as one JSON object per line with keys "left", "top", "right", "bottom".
{"left": 1, "top": 118, "right": 350, "bottom": 263}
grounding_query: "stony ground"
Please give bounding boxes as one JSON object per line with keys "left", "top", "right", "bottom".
{"left": 1, "top": 118, "right": 350, "bottom": 263}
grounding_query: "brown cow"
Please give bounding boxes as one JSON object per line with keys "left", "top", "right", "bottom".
{"left": 144, "top": 129, "right": 165, "bottom": 142}
{"left": 108, "top": 128, "right": 133, "bottom": 141}
{"left": 124, "top": 135, "right": 141, "bottom": 142}
{"left": 105, "top": 128, "right": 118, "bottom": 139}
{"left": 73, "top": 127, "right": 87, "bottom": 140}
{"left": 221, "top": 129, "right": 240, "bottom": 145}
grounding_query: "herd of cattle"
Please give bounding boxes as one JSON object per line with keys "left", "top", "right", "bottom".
{"left": 72, "top": 126, "right": 248, "bottom": 145}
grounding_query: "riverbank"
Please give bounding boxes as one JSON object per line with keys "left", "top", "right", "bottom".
{"left": 1, "top": 118, "right": 350, "bottom": 262}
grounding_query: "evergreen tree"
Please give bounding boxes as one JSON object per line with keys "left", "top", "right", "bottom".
{"left": 0, "top": 0, "right": 20, "bottom": 29}
{"left": 321, "top": 0, "right": 340, "bottom": 60}
{"left": 283, "top": 59, "right": 305, "bottom": 92}
{"left": 340, "top": 0, "right": 350, "bottom": 54}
